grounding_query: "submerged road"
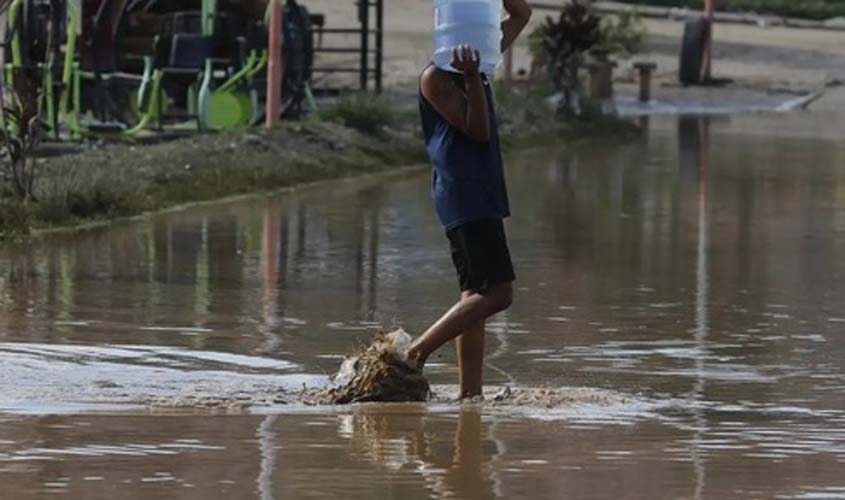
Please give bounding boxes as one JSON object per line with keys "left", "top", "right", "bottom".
{"left": 0, "top": 112, "right": 844, "bottom": 499}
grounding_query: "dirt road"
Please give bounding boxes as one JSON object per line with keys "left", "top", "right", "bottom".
{"left": 305, "top": 0, "right": 845, "bottom": 109}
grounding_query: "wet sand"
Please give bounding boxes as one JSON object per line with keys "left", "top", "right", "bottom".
{"left": 309, "top": 0, "right": 845, "bottom": 109}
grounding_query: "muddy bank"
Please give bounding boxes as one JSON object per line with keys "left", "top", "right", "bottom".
{"left": 20, "top": 119, "right": 425, "bottom": 237}
{"left": 0, "top": 87, "right": 639, "bottom": 241}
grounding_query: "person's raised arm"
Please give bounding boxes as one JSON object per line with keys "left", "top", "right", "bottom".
{"left": 421, "top": 45, "right": 491, "bottom": 143}
{"left": 501, "top": 0, "right": 533, "bottom": 53}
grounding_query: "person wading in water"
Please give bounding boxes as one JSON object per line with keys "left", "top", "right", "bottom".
{"left": 408, "top": 0, "right": 532, "bottom": 398}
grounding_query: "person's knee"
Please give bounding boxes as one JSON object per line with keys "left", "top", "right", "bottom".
{"left": 488, "top": 283, "right": 513, "bottom": 313}
{"left": 500, "top": 285, "right": 514, "bottom": 311}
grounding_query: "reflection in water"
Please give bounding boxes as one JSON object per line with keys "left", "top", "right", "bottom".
{"left": 260, "top": 203, "right": 282, "bottom": 354}
{"left": 257, "top": 416, "right": 278, "bottom": 500}
{"left": 339, "top": 407, "right": 501, "bottom": 500}
{"left": 682, "top": 115, "right": 711, "bottom": 500}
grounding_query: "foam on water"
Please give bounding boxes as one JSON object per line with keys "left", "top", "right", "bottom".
{"left": 0, "top": 341, "right": 664, "bottom": 421}
{"left": 449, "top": 385, "right": 668, "bottom": 424}
{"left": 246, "top": 385, "right": 669, "bottom": 426}
{"left": 0, "top": 342, "right": 325, "bottom": 414}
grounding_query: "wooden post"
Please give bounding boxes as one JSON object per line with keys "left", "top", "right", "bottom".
{"left": 587, "top": 59, "right": 617, "bottom": 101}
{"left": 634, "top": 62, "right": 657, "bottom": 102}
{"left": 266, "top": 0, "right": 283, "bottom": 128}
{"left": 703, "top": 0, "right": 714, "bottom": 80}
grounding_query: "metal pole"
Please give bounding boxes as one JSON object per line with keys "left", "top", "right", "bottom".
{"left": 703, "top": 0, "right": 714, "bottom": 80}
{"left": 202, "top": 0, "right": 217, "bottom": 35}
{"left": 375, "top": 0, "right": 383, "bottom": 93}
{"left": 359, "top": 0, "right": 369, "bottom": 91}
{"left": 266, "top": 0, "right": 283, "bottom": 127}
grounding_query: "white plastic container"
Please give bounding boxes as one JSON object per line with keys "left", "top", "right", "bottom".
{"left": 433, "top": 0, "right": 502, "bottom": 74}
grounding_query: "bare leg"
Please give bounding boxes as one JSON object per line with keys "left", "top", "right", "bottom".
{"left": 456, "top": 313, "right": 485, "bottom": 398}
{"left": 408, "top": 283, "right": 511, "bottom": 370}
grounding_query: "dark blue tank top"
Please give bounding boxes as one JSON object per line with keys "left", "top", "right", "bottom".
{"left": 419, "top": 68, "right": 511, "bottom": 231}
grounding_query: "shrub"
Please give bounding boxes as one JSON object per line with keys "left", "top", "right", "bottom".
{"left": 0, "top": 67, "right": 44, "bottom": 203}
{"left": 530, "top": 1, "right": 602, "bottom": 116}
{"left": 0, "top": 198, "right": 31, "bottom": 239}
{"left": 317, "top": 93, "right": 396, "bottom": 137}
{"left": 596, "top": 11, "right": 647, "bottom": 58}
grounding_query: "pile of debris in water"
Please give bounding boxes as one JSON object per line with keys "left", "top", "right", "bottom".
{"left": 486, "top": 386, "right": 630, "bottom": 408}
{"left": 313, "top": 329, "right": 430, "bottom": 404}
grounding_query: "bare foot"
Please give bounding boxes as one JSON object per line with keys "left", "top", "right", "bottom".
{"left": 404, "top": 346, "right": 425, "bottom": 372}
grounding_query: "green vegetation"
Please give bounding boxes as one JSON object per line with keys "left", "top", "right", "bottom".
{"left": 529, "top": 8, "right": 646, "bottom": 66}
{"left": 615, "top": 0, "right": 845, "bottom": 21}
{"left": 1, "top": 68, "right": 43, "bottom": 204}
{"left": 530, "top": 2, "right": 602, "bottom": 116}
{"left": 494, "top": 80, "right": 639, "bottom": 146}
{"left": 25, "top": 120, "right": 427, "bottom": 235}
{"left": 529, "top": 4, "right": 647, "bottom": 116}
{"left": 0, "top": 199, "right": 31, "bottom": 240}
{"left": 317, "top": 93, "right": 398, "bottom": 137}
{"left": 597, "top": 11, "right": 647, "bottom": 57}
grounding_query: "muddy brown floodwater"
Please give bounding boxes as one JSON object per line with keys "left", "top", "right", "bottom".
{"left": 1, "top": 112, "right": 845, "bottom": 499}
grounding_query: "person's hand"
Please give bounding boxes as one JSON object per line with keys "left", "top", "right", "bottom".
{"left": 450, "top": 45, "right": 481, "bottom": 76}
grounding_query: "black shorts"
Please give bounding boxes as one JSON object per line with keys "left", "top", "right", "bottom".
{"left": 446, "top": 219, "right": 516, "bottom": 293}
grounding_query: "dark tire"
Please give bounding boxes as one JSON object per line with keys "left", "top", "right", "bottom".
{"left": 679, "top": 17, "right": 709, "bottom": 86}
{"left": 281, "top": 1, "right": 314, "bottom": 119}
{"left": 22, "top": 0, "right": 47, "bottom": 65}
{"left": 248, "top": 0, "right": 314, "bottom": 123}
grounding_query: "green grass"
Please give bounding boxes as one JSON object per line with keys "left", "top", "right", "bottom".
{"left": 0, "top": 199, "right": 32, "bottom": 240}
{"left": 317, "top": 93, "right": 397, "bottom": 137}
{"left": 615, "top": 0, "right": 845, "bottom": 20}
{"left": 34, "top": 165, "right": 144, "bottom": 225}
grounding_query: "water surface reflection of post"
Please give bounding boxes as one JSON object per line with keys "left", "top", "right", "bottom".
{"left": 367, "top": 202, "right": 380, "bottom": 318}
{"left": 694, "top": 116, "right": 710, "bottom": 500}
{"left": 679, "top": 116, "right": 711, "bottom": 500}
{"left": 352, "top": 185, "right": 386, "bottom": 320}
{"left": 256, "top": 415, "right": 278, "bottom": 500}
{"left": 260, "top": 203, "right": 283, "bottom": 353}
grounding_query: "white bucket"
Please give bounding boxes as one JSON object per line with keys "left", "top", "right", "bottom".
{"left": 433, "top": 0, "right": 503, "bottom": 74}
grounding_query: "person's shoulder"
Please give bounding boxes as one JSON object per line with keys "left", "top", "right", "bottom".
{"left": 421, "top": 65, "right": 449, "bottom": 85}
{"left": 421, "top": 66, "right": 459, "bottom": 99}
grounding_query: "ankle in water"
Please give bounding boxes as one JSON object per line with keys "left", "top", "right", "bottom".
{"left": 405, "top": 347, "right": 426, "bottom": 371}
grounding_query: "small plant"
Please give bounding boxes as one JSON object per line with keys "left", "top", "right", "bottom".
{"left": 596, "top": 11, "right": 647, "bottom": 58}
{"left": 530, "top": 1, "right": 601, "bottom": 117}
{"left": 317, "top": 93, "right": 396, "bottom": 137}
{"left": 0, "top": 68, "right": 45, "bottom": 203}
{"left": 0, "top": 198, "right": 31, "bottom": 240}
